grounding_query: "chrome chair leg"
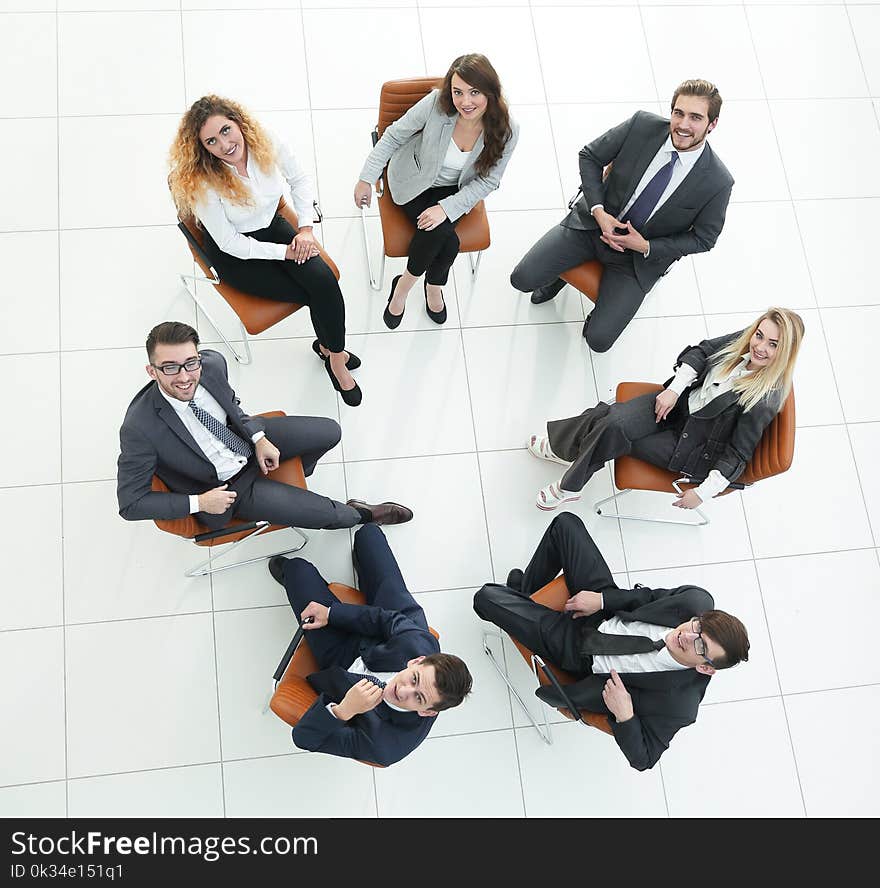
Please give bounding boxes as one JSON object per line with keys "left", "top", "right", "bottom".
{"left": 184, "top": 526, "right": 310, "bottom": 578}
{"left": 468, "top": 250, "right": 483, "bottom": 287}
{"left": 179, "top": 272, "right": 253, "bottom": 366}
{"left": 593, "top": 482, "right": 710, "bottom": 527}
{"left": 360, "top": 205, "right": 383, "bottom": 291}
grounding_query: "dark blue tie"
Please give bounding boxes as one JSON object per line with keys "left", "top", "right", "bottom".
{"left": 348, "top": 671, "right": 386, "bottom": 689}
{"left": 188, "top": 400, "right": 253, "bottom": 456}
{"left": 622, "top": 151, "right": 678, "bottom": 231}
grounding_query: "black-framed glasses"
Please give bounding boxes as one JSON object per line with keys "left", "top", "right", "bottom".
{"left": 690, "top": 619, "right": 715, "bottom": 666}
{"left": 151, "top": 356, "right": 202, "bottom": 376}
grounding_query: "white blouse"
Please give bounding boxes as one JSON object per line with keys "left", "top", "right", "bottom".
{"left": 195, "top": 133, "right": 315, "bottom": 262}
{"left": 432, "top": 139, "right": 471, "bottom": 187}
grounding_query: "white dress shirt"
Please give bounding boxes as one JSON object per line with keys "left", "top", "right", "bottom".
{"left": 195, "top": 132, "right": 315, "bottom": 262}
{"left": 326, "top": 655, "right": 407, "bottom": 717}
{"left": 157, "top": 384, "right": 264, "bottom": 514}
{"left": 666, "top": 353, "right": 754, "bottom": 502}
{"left": 592, "top": 616, "right": 687, "bottom": 676}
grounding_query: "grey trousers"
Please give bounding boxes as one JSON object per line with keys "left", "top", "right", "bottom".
{"left": 510, "top": 223, "right": 648, "bottom": 353}
{"left": 199, "top": 415, "right": 361, "bottom": 531}
{"left": 548, "top": 392, "right": 680, "bottom": 492}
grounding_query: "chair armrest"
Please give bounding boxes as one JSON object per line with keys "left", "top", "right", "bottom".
{"left": 567, "top": 186, "right": 583, "bottom": 210}
{"left": 312, "top": 200, "right": 323, "bottom": 224}
{"left": 273, "top": 628, "right": 304, "bottom": 683}
{"left": 177, "top": 221, "right": 215, "bottom": 274}
{"left": 193, "top": 520, "right": 265, "bottom": 543}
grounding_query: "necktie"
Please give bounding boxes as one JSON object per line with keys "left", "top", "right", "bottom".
{"left": 579, "top": 626, "right": 668, "bottom": 657}
{"left": 188, "top": 400, "right": 253, "bottom": 456}
{"left": 348, "top": 671, "right": 386, "bottom": 689}
{"left": 622, "top": 151, "right": 678, "bottom": 231}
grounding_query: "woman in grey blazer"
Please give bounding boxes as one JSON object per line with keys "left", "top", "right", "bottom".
{"left": 355, "top": 54, "right": 518, "bottom": 328}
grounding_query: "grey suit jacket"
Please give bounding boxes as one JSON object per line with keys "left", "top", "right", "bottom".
{"left": 564, "top": 110, "right": 734, "bottom": 291}
{"left": 116, "top": 349, "right": 264, "bottom": 522}
{"left": 359, "top": 89, "right": 519, "bottom": 222}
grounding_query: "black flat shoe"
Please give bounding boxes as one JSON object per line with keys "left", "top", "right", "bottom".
{"left": 324, "top": 357, "right": 362, "bottom": 407}
{"left": 311, "top": 339, "right": 361, "bottom": 370}
{"left": 383, "top": 274, "right": 405, "bottom": 330}
{"left": 423, "top": 281, "right": 447, "bottom": 325}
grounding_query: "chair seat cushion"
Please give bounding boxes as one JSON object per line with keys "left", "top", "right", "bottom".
{"left": 560, "top": 260, "right": 603, "bottom": 304}
{"left": 378, "top": 193, "right": 490, "bottom": 257}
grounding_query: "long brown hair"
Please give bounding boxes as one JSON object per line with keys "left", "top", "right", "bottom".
{"left": 168, "top": 95, "right": 277, "bottom": 216}
{"left": 437, "top": 54, "right": 512, "bottom": 177}
{"left": 712, "top": 307, "right": 805, "bottom": 412}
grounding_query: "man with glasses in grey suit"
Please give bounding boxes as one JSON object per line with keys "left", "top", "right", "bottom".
{"left": 117, "top": 321, "right": 413, "bottom": 533}
{"left": 511, "top": 79, "right": 733, "bottom": 353}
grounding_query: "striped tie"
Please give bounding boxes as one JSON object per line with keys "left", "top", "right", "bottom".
{"left": 348, "top": 671, "right": 386, "bottom": 689}
{"left": 188, "top": 400, "right": 253, "bottom": 456}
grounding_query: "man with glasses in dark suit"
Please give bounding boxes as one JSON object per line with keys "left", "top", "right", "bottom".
{"left": 473, "top": 513, "right": 749, "bottom": 770}
{"left": 117, "top": 321, "right": 413, "bottom": 532}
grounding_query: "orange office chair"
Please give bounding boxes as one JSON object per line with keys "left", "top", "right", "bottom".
{"left": 593, "top": 382, "right": 797, "bottom": 526}
{"left": 175, "top": 195, "right": 340, "bottom": 365}
{"left": 482, "top": 575, "right": 612, "bottom": 745}
{"left": 360, "top": 77, "right": 491, "bottom": 292}
{"left": 151, "top": 411, "right": 309, "bottom": 576}
{"left": 269, "top": 583, "right": 441, "bottom": 768}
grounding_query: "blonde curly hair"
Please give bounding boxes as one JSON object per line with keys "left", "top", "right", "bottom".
{"left": 168, "top": 95, "right": 276, "bottom": 218}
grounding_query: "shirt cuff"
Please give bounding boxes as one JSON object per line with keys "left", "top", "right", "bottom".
{"left": 643, "top": 241, "right": 650, "bottom": 258}
{"left": 251, "top": 431, "right": 265, "bottom": 444}
{"left": 694, "top": 470, "right": 730, "bottom": 503}
{"left": 273, "top": 242, "right": 287, "bottom": 261}
{"left": 589, "top": 203, "right": 604, "bottom": 214}
{"left": 188, "top": 494, "right": 200, "bottom": 514}
{"left": 667, "top": 363, "right": 698, "bottom": 396}
{"left": 326, "top": 703, "right": 340, "bottom": 719}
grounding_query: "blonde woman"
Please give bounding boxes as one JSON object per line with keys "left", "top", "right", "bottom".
{"left": 528, "top": 308, "right": 805, "bottom": 510}
{"left": 169, "top": 95, "right": 361, "bottom": 407}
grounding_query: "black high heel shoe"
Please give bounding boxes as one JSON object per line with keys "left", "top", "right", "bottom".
{"left": 383, "top": 274, "right": 405, "bottom": 330}
{"left": 423, "top": 280, "right": 447, "bottom": 325}
{"left": 324, "top": 358, "right": 362, "bottom": 407}
{"left": 311, "top": 339, "right": 361, "bottom": 370}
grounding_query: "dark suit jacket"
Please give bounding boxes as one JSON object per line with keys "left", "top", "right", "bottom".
{"left": 291, "top": 601, "right": 442, "bottom": 767}
{"left": 536, "top": 584, "right": 714, "bottom": 771}
{"left": 116, "top": 349, "right": 264, "bottom": 522}
{"left": 664, "top": 331, "right": 785, "bottom": 483}
{"left": 564, "top": 110, "right": 734, "bottom": 291}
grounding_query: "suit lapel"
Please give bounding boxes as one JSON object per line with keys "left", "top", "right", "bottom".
{"left": 151, "top": 385, "right": 209, "bottom": 464}
{"left": 645, "top": 145, "right": 713, "bottom": 231}
{"left": 617, "top": 128, "right": 668, "bottom": 212}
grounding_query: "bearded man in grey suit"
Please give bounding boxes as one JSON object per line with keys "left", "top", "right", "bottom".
{"left": 511, "top": 79, "right": 734, "bottom": 353}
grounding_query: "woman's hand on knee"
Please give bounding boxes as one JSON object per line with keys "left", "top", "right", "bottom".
{"left": 287, "top": 229, "right": 319, "bottom": 264}
{"left": 654, "top": 388, "right": 679, "bottom": 423}
{"left": 354, "top": 180, "right": 372, "bottom": 209}
{"left": 417, "top": 204, "right": 448, "bottom": 231}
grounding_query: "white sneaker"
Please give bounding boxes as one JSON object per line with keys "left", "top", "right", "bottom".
{"left": 527, "top": 434, "right": 570, "bottom": 466}
{"left": 536, "top": 481, "right": 582, "bottom": 511}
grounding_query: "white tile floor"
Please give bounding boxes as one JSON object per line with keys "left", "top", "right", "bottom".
{"left": 1, "top": 1, "right": 878, "bottom": 820}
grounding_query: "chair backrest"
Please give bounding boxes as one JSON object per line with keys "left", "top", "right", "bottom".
{"left": 508, "top": 576, "right": 613, "bottom": 735}
{"left": 377, "top": 77, "right": 442, "bottom": 138}
{"left": 270, "top": 583, "right": 441, "bottom": 768}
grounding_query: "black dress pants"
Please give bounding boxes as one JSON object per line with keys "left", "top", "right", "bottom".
{"left": 473, "top": 513, "right": 619, "bottom": 674}
{"left": 202, "top": 215, "right": 347, "bottom": 353}
{"left": 399, "top": 185, "right": 461, "bottom": 285}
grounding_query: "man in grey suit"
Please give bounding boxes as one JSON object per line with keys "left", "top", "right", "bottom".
{"left": 511, "top": 79, "right": 734, "bottom": 353}
{"left": 117, "top": 321, "right": 413, "bottom": 532}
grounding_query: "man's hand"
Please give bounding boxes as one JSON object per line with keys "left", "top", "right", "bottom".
{"left": 332, "top": 679, "right": 384, "bottom": 721}
{"left": 592, "top": 207, "right": 624, "bottom": 246}
{"left": 563, "top": 590, "right": 603, "bottom": 619}
{"left": 354, "top": 180, "right": 372, "bottom": 209}
{"left": 673, "top": 489, "right": 703, "bottom": 510}
{"left": 300, "top": 601, "right": 329, "bottom": 630}
{"left": 654, "top": 388, "right": 679, "bottom": 423}
{"left": 197, "top": 484, "right": 236, "bottom": 514}
{"left": 600, "top": 219, "right": 649, "bottom": 255}
{"left": 254, "top": 437, "right": 280, "bottom": 475}
{"left": 602, "top": 669, "right": 634, "bottom": 722}
{"left": 416, "top": 204, "right": 447, "bottom": 231}
{"left": 286, "top": 228, "right": 319, "bottom": 264}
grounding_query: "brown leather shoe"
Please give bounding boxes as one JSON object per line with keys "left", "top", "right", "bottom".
{"left": 347, "top": 499, "right": 414, "bottom": 526}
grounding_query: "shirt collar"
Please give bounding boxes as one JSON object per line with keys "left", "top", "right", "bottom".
{"left": 157, "top": 382, "right": 200, "bottom": 415}
{"left": 660, "top": 134, "right": 706, "bottom": 171}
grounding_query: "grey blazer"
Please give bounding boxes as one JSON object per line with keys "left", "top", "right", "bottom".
{"left": 116, "top": 349, "right": 264, "bottom": 522}
{"left": 358, "top": 89, "right": 519, "bottom": 222}
{"left": 565, "top": 110, "right": 734, "bottom": 292}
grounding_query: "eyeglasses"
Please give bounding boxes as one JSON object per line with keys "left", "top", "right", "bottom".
{"left": 151, "top": 356, "right": 202, "bottom": 376}
{"left": 690, "top": 619, "right": 715, "bottom": 666}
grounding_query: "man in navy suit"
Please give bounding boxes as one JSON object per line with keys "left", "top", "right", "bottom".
{"left": 269, "top": 525, "right": 472, "bottom": 767}
{"left": 511, "top": 78, "right": 734, "bottom": 353}
{"left": 117, "top": 321, "right": 413, "bottom": 532}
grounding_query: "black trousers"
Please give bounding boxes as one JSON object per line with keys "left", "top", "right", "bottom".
{"left": 202, "top": 215, "right": 347, "bottom": 353}
{"left": 197, "top": 415, "right": 361, "bottom": 532}
{"left": 473, "top": 513, "right": 618, "bottom": 674}
{"left": 399, "top": 185, "right": 461, "bottom": 285}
